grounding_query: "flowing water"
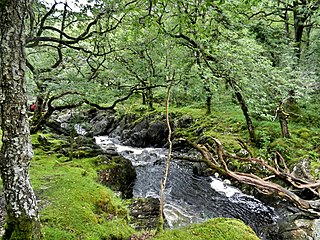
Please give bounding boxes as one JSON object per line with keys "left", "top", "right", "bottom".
{"left": 95, "top": 136, "right": 278, "bottom": 239}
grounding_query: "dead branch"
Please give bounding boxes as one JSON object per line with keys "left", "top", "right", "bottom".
{"left": 237, "top": 138, "right": 254, "bottom": 158}
{"left": 158, "top": 74, "right": 174, "bottom": 233}
{"left": 181, "top": 137, "right": 320, "bottom": 214}
{"left": 225, "top": 154, "right": 320, "bottom": 197}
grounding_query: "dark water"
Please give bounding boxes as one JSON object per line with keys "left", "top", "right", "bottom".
{"left": 95, "top": 136, "right": 278, "bottom": 239}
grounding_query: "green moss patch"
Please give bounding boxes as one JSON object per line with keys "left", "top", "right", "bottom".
{"left": 30, "top": 145, "right": 134, "bottom": 240}
{"left": 153, "top": 218, "right": 259, "bottom": 240}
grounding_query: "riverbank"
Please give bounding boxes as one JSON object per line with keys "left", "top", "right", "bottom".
{"left": 0, "top": 132, "right": 260, "bottom": 240}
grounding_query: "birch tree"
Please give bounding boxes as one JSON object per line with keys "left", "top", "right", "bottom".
{"left": 0, "top": 0, "right": 40, "bottom": 239}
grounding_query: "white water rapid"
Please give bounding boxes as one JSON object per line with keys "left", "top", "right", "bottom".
{"left": 95, "top": 136, "right": 278, "bottom": 239}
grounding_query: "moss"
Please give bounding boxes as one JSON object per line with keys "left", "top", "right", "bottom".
{"left": 31, "top": 133, "right": 69, "bottom": 152}
{"left": 30, "top": 145, "right": 134, "bottom": 240}
{"left": 98, "top": 156, "right": 136, "bottom": 199}
{"left": 153, "top": 218, "right": 259, "bottom": 240}
{"left": 2, "top": 213, "right": 41, "bottom": 240}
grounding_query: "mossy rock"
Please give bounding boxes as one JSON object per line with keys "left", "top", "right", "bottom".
{"left": 98, "top": 156, "right": 136, "bottom": 199}
{"left": 68, "top": 147, "right": 105, "bottom": 159}
{"left": 128, "top": 198, "right": 161, "bottom": 230}
{"left": 32, "top": 133, "right": 69, "bottom": 152}
{"left": 153, "top": 218, "right": 259, "bottom": 240}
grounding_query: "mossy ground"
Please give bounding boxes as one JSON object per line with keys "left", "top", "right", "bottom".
{"left": 153, "top": 218, "right": 259, "bottom": 240}
{"left": 29, "top": 135, "right": 134, "bottom": 240}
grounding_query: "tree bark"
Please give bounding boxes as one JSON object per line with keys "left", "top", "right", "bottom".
{"left": 204, "top": 86, "right": 212, "bottom": 115}
{"left": 276, "top": 97, "right": 291, "bottom": 138}
{"left": 293, "top": 0, "right": 308, "bottom": 60}
{"left": 0, "top": 0, "right": 41, "bottom": 239}
{"left": 278, "top": 107, "right": 291, "bottom": 138}
{"left": 228, "top": 80, "right": 256, "bottom": 143}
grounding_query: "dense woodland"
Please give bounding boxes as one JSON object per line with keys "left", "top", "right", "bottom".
{"left": 0, "top": 0, "right": 320, "bottom": 239}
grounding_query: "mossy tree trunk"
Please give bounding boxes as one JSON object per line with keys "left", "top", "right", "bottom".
{"left": 277, "top": 106, "right": 291, "bottom": 138}
{"left": 228, "top": 80, "right": 256, "bottom": 143}
{"left": 0, "top": 0, "right": 41, "bottom": 239}
{"left": 204, "top": 85, "right": 212, "bottom": 115}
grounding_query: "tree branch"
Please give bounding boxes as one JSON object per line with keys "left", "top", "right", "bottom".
{"left": 181, "top": 137, "right": 320, "bottom": 214}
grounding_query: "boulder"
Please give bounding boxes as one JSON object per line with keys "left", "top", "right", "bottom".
{"left": 128, "top": 198, "right": 162, "bottom": 230}
{"left": 98, "top": 156, "right": 136, "bottom": 199}
{"left": 90, "top": 113, "right": 117, "bottom": 136}
{"left": 88, "top": 111, "right": 170, "bottom": 148}
{"left": 275, "top": 218, "right": 320, "bottom": 240}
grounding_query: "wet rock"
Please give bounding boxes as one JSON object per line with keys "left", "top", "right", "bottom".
{"left": 192, "top": 162, "right": 212, "bottom": 176}
{"left": 122, "top": 120, "right": 168, "bottom": 148}
{"left": 88, "top": 111, "right": 170, "bottom": 148}
{"left": 275, "top": 218, "right": 320, "bottom": 240}
{"left": 125, "top": 129, "right": 148, "bottom": 147}
{"left": 175, "top": 115, "right": 193, "bottom": 128}
{"left": 147, "top": 121, "right": 168, "bottom": 147}
{"left": 90, "top": 113, "right": 117, "bottom": 136}
{"left": 98, "top": 156, "right": 136, "bottom": 199}
{"left": 128, "top": 198, "right": 162, "bottom": 230}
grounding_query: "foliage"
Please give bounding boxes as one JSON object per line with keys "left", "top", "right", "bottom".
{"left": 24, "top": 0, "right": 319, "bottom": 129}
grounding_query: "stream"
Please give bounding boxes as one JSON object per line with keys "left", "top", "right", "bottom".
{"left": 95, "top": 136, "right": 278, "bottom": 239}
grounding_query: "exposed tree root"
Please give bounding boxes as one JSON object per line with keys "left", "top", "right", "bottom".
{"left": 180, "top": 138, "right": 320, "bottom": 215}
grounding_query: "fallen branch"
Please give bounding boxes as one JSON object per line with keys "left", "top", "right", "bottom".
{"left": 225, "top": 154, "right": 320, "bottom": 197}
{"left": 181, "top": 137, "right": 320, "bottom": 214}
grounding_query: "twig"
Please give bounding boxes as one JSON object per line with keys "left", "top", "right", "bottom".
{"left": 157, "top": 75, "right": 174, "bottom": 233}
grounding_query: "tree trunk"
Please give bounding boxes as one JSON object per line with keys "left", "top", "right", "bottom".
{"left": 146, "top": 87, "right": 154, "bottom": 110}
{"left": 293, "top": 0, "right": 307, "bottom": 60}
{"left": 31, "top": 95, "right": 45, "bottom": 128}
{"left": 142, "top": 92, "right": 146, "bottom": 105}
{"left": 277, "top": 106, "right": 291, "bottom": 138}
{"left": 206, "top": 95, "right": 212, "bottom": 115}
{"left": 0, "top": 0, "right": 41, "bottom": 239}
{"left": 204, "top": 86, "right": 212, "bottom": 115}
{"left": 279, "top": 117, "right": 290, "bottom": 138}
{"left": 234, "top": 91, "right": 256, "bottom": 143}
{"left": 229, "top": 81, "right": 256, "bottom": 143}
{"left": 284, "top": 8, "right": 290, "bottom": 41}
